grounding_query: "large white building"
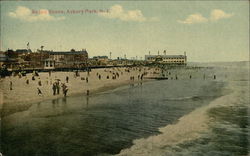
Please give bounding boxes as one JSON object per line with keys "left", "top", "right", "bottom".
{"left": 145, "top": 52, "right": 187, "bottom": 65}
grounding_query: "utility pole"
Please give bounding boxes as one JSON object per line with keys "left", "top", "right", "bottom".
{"left": 109, "top": 52, "right": 112, "bottom": 60}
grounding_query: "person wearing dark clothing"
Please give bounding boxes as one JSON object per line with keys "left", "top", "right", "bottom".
{"left": 66, "top": 76, "right": 69, "bottom": 83}
{"left": 38, "top": 80, "right": 42, "bottom": 86}
{"left": 52, "top": 83, "right": 56, "bottom": 95}
{"left": 86, "top": 77, "right": 88, "bottom": 83}
{"left": 56, "top": 82, "right": 60, "bottom": 94}
{"left": 37, "top": 88, "right": 42, "bottom": 96}
{"left": 62, "top": 84, "right": 68, "bottom": 97}
{"left": 10, "top": 81, "right": 13, "bottom": 90}
{"left": 140, "top": 74, "right": 143, "bottom": 80}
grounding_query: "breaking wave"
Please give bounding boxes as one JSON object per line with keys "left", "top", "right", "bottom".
{"left": 116, "top": 80, "right": 249, "bottom": 156}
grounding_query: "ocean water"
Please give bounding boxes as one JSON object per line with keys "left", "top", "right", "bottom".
{"left": 1, "top": 62, "right": 249, "bottom": 156}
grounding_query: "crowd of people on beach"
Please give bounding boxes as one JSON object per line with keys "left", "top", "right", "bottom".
{"left": 6, "top": 67, "right": 150, "bottom": 100}
{"left": 4, "top": 66, "right": 218, "bottom": 103}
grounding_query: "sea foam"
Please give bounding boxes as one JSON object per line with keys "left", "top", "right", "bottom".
{"left": 116, "top": 80, "right": 249, "bottom": 156}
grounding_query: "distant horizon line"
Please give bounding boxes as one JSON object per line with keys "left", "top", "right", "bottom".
{"left": 188, "top": 61, "right": 250, "bottom": 63}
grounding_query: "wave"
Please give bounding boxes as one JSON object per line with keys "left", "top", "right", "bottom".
{"left": 163, "top": 95, "right": 205, "bottom": 101}
{"left": 116, "top": 81, "right": 249, "bottom": 156}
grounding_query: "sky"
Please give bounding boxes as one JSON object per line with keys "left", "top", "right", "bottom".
{"left": 0, "top": 1, "right": 249, "bottom": 62}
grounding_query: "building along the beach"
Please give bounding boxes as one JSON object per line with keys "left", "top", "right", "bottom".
{"left": 48, "top": 49, "right": 88, "bottom": 68}
{"left": 0, "top": 52, "right": 8, "bottom": 67}
{"left": 91, "top": 56, "right": 109, "bottom": 66}
{"left": 145, "top": 52, "right": 187, "bottom": 65}
{"left": 16, "top": 49, "right": 32, "bottom": 55}
{"left": 43, "top": 58, "right": 55, "bottom": 69}
{"left": 1, "top": 50, "right": 20, "bottom": 69}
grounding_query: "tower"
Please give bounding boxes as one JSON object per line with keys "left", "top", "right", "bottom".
{"left": 27, "top": 42, "right": 30, "bottom": 51}
{"left": 163, "top": 50, "right": 166, "bottom": 55}
{"left": 184, "top": 51, "right": 187, "bottom": 64}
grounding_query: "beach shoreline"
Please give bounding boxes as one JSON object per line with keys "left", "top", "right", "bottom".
{"left": 0, "top": 64, "right": 230, "bottom": 117}
{"left": 0, "top": 67, "right": 155, "bottom": 116}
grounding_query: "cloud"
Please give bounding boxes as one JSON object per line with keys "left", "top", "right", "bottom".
{"left": 98, "top": 4, "right": 156, "bottom": 22}
{"left": 210, "top": 9, "right": 233, "bottom": 21}
{"left": 9, "top": 6, "right": 65, "bottom": 22}
{"left": 178, "top": 13, "right": 208, "bottom": 24}
{"left": 178, "top": 9, "right": 233, "bottom": 24}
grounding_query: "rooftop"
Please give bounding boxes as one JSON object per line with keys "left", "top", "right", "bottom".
{"left": 48, "top": 50, "right": 88, "bottom": 55}
{"left": 145, "top": 55, "right": 186, "bottom": 59}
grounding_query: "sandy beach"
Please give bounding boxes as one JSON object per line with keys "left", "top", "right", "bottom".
{"left": 0, "top": 67, "right": 157, "bottom": 115}
{"left": 0, "top": 66, "right": 221, "bottom": 117}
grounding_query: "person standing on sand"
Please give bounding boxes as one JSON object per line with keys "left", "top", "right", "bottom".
{"left": 56, "top": 81, "right": 60, "bottom": 94}
{"left": 37, "top": 88, "right": 42, "bottom": 96}
{"left": 52, "top": 83, "right": 56, "bottom": 95}
{"left": 10, "top": 81, "right": 13, "bottom": 90}
{"left": 66, "top": 76, "right": 69, "bottom": 83}
{"left": 141, "top": 74, "right": 144, "bottom": 80}
{"left": 62, "top": 83, "right": 68, "bottom": 97}
{"left": 26, "top": 79, "right": 29, "bottom": 84}
{"left": 38, "top": 79, "right": 42, "bottom": 86}
{"left": 86, "top": 77, "right": 88, "bottom": 83}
